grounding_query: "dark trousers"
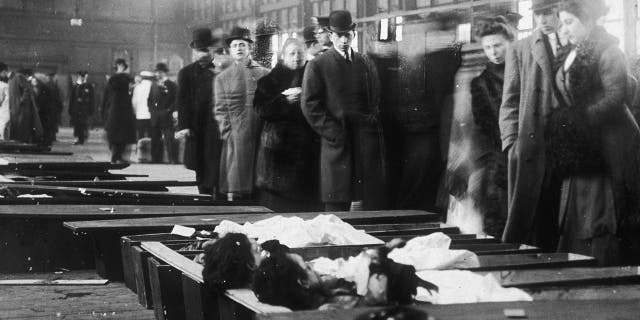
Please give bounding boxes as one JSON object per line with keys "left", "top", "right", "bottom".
{"left": 395, "top": 132, "right": 442, "bottom": 211}
{"left": 150, "top": 125, "right": 177, "bottom": 163}
{"left": 72, "top": 118, "right": 89, "bottom": 143}
{"left": 110, "top": 143, "right": 128, "bottom": 163}
{"left": 529, "top": 171, "right": 562, "bottom": 251}
{"left": 136, "top": 119, "right": 151, "bottom": 140}
{"left": 324, "top": 202, "right": 350, "bottom": 212}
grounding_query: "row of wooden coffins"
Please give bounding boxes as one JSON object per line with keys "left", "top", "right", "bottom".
{"left": 65, "top": 210, "right": 640, "bottom": 320}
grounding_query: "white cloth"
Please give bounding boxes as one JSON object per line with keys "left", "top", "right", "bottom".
{"left": 548, "top": 32, "right": 559, "bottom": 57}
{"left": 131, "top": 79, "right": 152, "bottom": 120}
{"left": 415, "top": 270, "right": 532, "bottom": 304}
{"left": 387, "top": 233, "right": 480, "bottom": 270}
{"left": 0, "top": 81, "right": 9, "bottom": 139}
{"left": 213, "top": 214, "right": 384, "bottom": 247}
{"left": 310, "top": 252, "right": 372, "bottom": 295}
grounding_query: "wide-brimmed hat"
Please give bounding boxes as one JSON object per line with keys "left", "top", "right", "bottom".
{"left": 532, "top": 0, "right": 559, "bottom": 12}
{"left": 190, "top": 28, "right": 216, "bottom": 49}
{"left": 225, "top": 26, "right": 253, "bottom": 46}
{"left": 302, "top": 26, "right": 317, "bottom": 44}
{"left": 139, "top": 70, "right": 155, "bottom": 79}
{"left": 327, "top": 10, "right": 356, "bottom": 33}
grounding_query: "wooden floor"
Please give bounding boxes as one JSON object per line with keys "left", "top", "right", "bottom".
{"left": 0, "top": 271, "right": 154, "bottom": 320}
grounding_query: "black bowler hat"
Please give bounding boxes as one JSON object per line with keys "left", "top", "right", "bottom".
{"left": 327, "top": 10, "right": 356, "bottom": 33}
{"left": 154, "top": 63, "right": 169, "bottom": 73}
{"left": 190, "top": 28, "right": 216, "bottom": 49}
{"left": 302, "top": 26, "right": 317, "bottom": 44}
{"left": 532, "top": 0, "right": 559, "bottom": 12}
{"left": 225, "top": 26, "right": 253, "bottom": 46}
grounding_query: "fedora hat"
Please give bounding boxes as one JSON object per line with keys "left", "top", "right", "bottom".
{"left": 225, "top": 26, "right": 253, "bottom": 46}
{"left": 532, "top": 0, "right": 559, "bottom": 12}
{"left": 154, "top": 62, "right": 169, "bottom": 73}
{"left": 327, "top": 10, "right": 356, "bottom": 33}
{"left": 302, "top": 26, "right": 317, "bottom": 44}
{"left": 190, "top": 28, "right": 216, "bottom": 49}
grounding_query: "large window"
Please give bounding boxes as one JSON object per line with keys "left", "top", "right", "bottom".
{"left": 517, "top": 0, "right": 533, "bottom": 39}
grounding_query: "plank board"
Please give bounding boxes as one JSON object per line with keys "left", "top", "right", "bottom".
{"left": 64, "top": 210, "right": 440, "bottom": 233}
{"left": 486, "top": 266, "right": 640, "bottom": 287}
{"left": 255, "top": 300, "right": 640, "bottom": 320}
{"left": 0, "top": 205, "right": 272, "bottom": 219}
{"left": 0, "top": 279, "right": 108, "bottom": 285}
{"left": 470, "top": 253, "right": 597, "bottom": 271}
{"left": 0, "top": 180, "right": 196, "bottom": 191}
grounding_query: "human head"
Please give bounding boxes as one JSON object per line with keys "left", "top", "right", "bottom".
{"left": 252, "top": 251, "right": 324, "bottom": 310}
{"left": 558, "top": 0, "right": 609, "bottom": 45}
{"left": 328, "top": 10, "right": 356, "bottom": 52}
{"left": 202, "top": 233, "right": 261, "bottom": 292}
{"left": 475, "top": 16, "right": 515, "bottom": 65}
{"left": 154, "top": 63, "right": 169, "bottom": 79}
{"left": 226, "top": 26, "right": 253, "bottom": 62}
{"left": 0, "top": 62, "right": 8, "bottom": 80}
{"left": 280, "top": 38, "right": 305, "bottom": 70}
{"left": 76, "top": 71, "right": 88, "bottom": 84}
{"left": 314, "top": 16, "right": 332, "bottom": 47}
{"left": 532, "top": 0, "right": 560, "bottom": 35}
{"left": 114, "top": 58, "right": 128, "bottom": 73}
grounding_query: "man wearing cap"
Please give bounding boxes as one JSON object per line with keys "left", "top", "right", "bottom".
{"left": 214, "top": 26, "right": 270, "bottom": 201}
{"left": 69, "top": 71, "right": 95, "bottom": 145}
{"left": 499, "top": 0, "right": 567, "bottom": 249}
{"left": 176, "top": 28, "right": 222, "bottom": 195}
{"left": 302, "top": 10, "right": 387, "bottom": 211}
{"left": 148, "top": 63, "right": 178, "bottom": 163}
{"left": 302, "top": 26, "right": 321, "bottom": 61}
{"left": 313, "top": 16, "right": 333, "bottom": 54}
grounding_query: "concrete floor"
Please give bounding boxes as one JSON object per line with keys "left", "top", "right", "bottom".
{"left": 50, "top": 127, "right": 198, "bottom": 194}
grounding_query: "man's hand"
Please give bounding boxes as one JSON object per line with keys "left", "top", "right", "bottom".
{"left": 175, "top": 129, "right": 192, "bottom": 139}
{"left": 282, "top": 87, "right": 302, "bottom": 104}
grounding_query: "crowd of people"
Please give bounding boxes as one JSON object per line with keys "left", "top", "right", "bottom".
{"left": 0, "top": 0, "right": 638, "bottom": 266}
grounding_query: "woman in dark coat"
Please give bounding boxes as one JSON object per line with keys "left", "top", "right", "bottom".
{"left": 548, "top": 0, "right": 640, "bottom": 265}
{"left": 253, "top": 38, "right": 320, "bottom": 212}
{"left": 469, "top": 17, "right": 514, "bottom": 237}
{"left": 103, "top": 59, "right": 136, "bottom": 163}
{"left": 8, "top": 69, "right": 42, "bottom": 143}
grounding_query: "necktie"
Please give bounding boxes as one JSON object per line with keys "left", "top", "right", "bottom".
{"left": 344, "top": 48, "right": 350, "bottom": 62}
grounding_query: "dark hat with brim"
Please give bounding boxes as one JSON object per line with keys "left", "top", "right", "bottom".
{"left": 225, "top": 26, "right": 253, "bottom": 46}
{"left": 313, "top": 16, "right": 330, "bottom": 29}
{"left": 190, "top": 28, "right": 217, "bottom": 49}
{"left": 327, "top": 10, "right": 356, "bottom": 33}
{"left": 302, "top": 26, "right": 317, "bottom": 44}
{"left": 532, "top": 0, "right": 559, "bottom": 12}
{"left": 154, "top": 62, "right": 169, "bottom": 73}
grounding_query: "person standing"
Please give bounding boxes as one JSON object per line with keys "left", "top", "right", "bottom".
{"left": 103, "top": 59, "right": 136, "bottom": 164}
{"left": 8, "top": 69, "right": 42, "bottom": 144}
{"left": 253, "top": 38, "right": 321, "bottom": 212}
{"left": 176, "top": 28, "right": 221, "bottom": 195}
{"left": 302, "top": 26, "right": 321, "bottom": 61}
{"left": 469, "top": 17, "right": 515, "bottom": 237}
{"left": 301, "top": 10, "right": 387, "bottom": 211}
{"left": 499, "top": 0, "right": 568, "bottom": 249}
{"left": 132, "top": 71, "right": 154, "bottom": 140}
{"left": 69, "top": 71, "right": 95, "bottom": 145}
{"left": 547, "top": 0, "right": 640, "bottom": 265}
{"left": 0, "top": 63, "right": 9, "bottom": 139}
{"left": 214, "top": 26, "right": 270, "bottom": 201}
{"left": 148, "top": 63, "right": 178, "bottom": 163}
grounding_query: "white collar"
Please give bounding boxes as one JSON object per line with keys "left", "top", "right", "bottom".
{"left": 335, "top": 46, "right": 352, "bottom": 61}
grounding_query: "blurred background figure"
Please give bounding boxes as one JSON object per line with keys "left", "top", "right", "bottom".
{"left": 8, "top": 68, "right": 42, "bottom": 144}
{"left": 0, "top": 62, "right": 9, "bottom": 140}
{"left": 103, "top": 58, "right": 136, "bottom": 164}
{"left": 69, "top": 71, "right": 95, "bottom": 145}
{"left": 148, "top": 62, "right": 178, "bottom": 163}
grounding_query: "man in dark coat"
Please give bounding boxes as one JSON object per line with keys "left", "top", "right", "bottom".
{"left": 176, "top": 28, "right": 222, "bottom": 195}
{"left": 148, "top": 63, "right": 178, "bottom": 163}
{"left": 8, "top": 69, "right": 42, "bottom": 144}
{"left": 32, "top": 76, "right": 58, "bottom": 147}
{"left": 499, "top": 0, "right": 567, "bottom": 250}
{"left": 103, "top": 59, "right": 136, "bottom": 164}
{"left": 69, "top": 71, "right": 95, "bottom": 145}
{"left": 302, "top": 10, "right": 387, "bottom": 211}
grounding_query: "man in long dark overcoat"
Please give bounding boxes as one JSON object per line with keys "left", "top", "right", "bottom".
{"left": 69, "top": 71, "right": 95, "bottom": 145}
{"left": 499, "top": 0, "right": 567, "bottom": 249}
{"left": 302, "top": 10, "right": 387, "bottom": 211}
{"left": 148, "top": 63, "right": 178, "bottom": 163}
{"left": 176, "top": 28, "right": 222, "bottom": 195}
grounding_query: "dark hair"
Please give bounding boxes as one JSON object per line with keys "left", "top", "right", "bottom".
{"left": 559, "top": 0, "right": 609, "bottom": 22}
{"left": 114, "top": 58, "right": 128, "bottom": 69}
{"left": 474, "top": 16, "right": 515, "bottom": 41}
{"left": 252, "top": 251, "right": 325, "bottom": 310}
{"left": 0, "top": 62, "right": 7, "bottom": 72}
{"left": 154, "top": 63, "right": 169, "bottom": 73}
{"left": 202, "top": 233, "right": 256, "bottom": 292}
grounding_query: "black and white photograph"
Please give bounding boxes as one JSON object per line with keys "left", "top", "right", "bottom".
{"left": 1, "top": 0, "right": 639, "bottom": 319}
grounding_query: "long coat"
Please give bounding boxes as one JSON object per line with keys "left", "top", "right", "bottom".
{"left": 148, "top": 78, "right": 177, "bottom": 129}
{"left": 8, "top": 73, "right": 42, "bottom": 143}
{"left": 69, "top": 83, "right": 95, "bottom": 127}
{"left": 176, "top": 62, "right": 220, "bottom": 190}
{"left": 214, "top": 60, "right": 270, "bottom": 194}
{"left": 301, "top": 49, "right": 387, "bottom": 208}
{"left": 103, "top": 73, "right": 136, "bottom": 145}
{"left": 499, "top": 30, "right": 561, "bottom": 243}
{"left": 253, "top": 63, "right": 319, "bottom": 200}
